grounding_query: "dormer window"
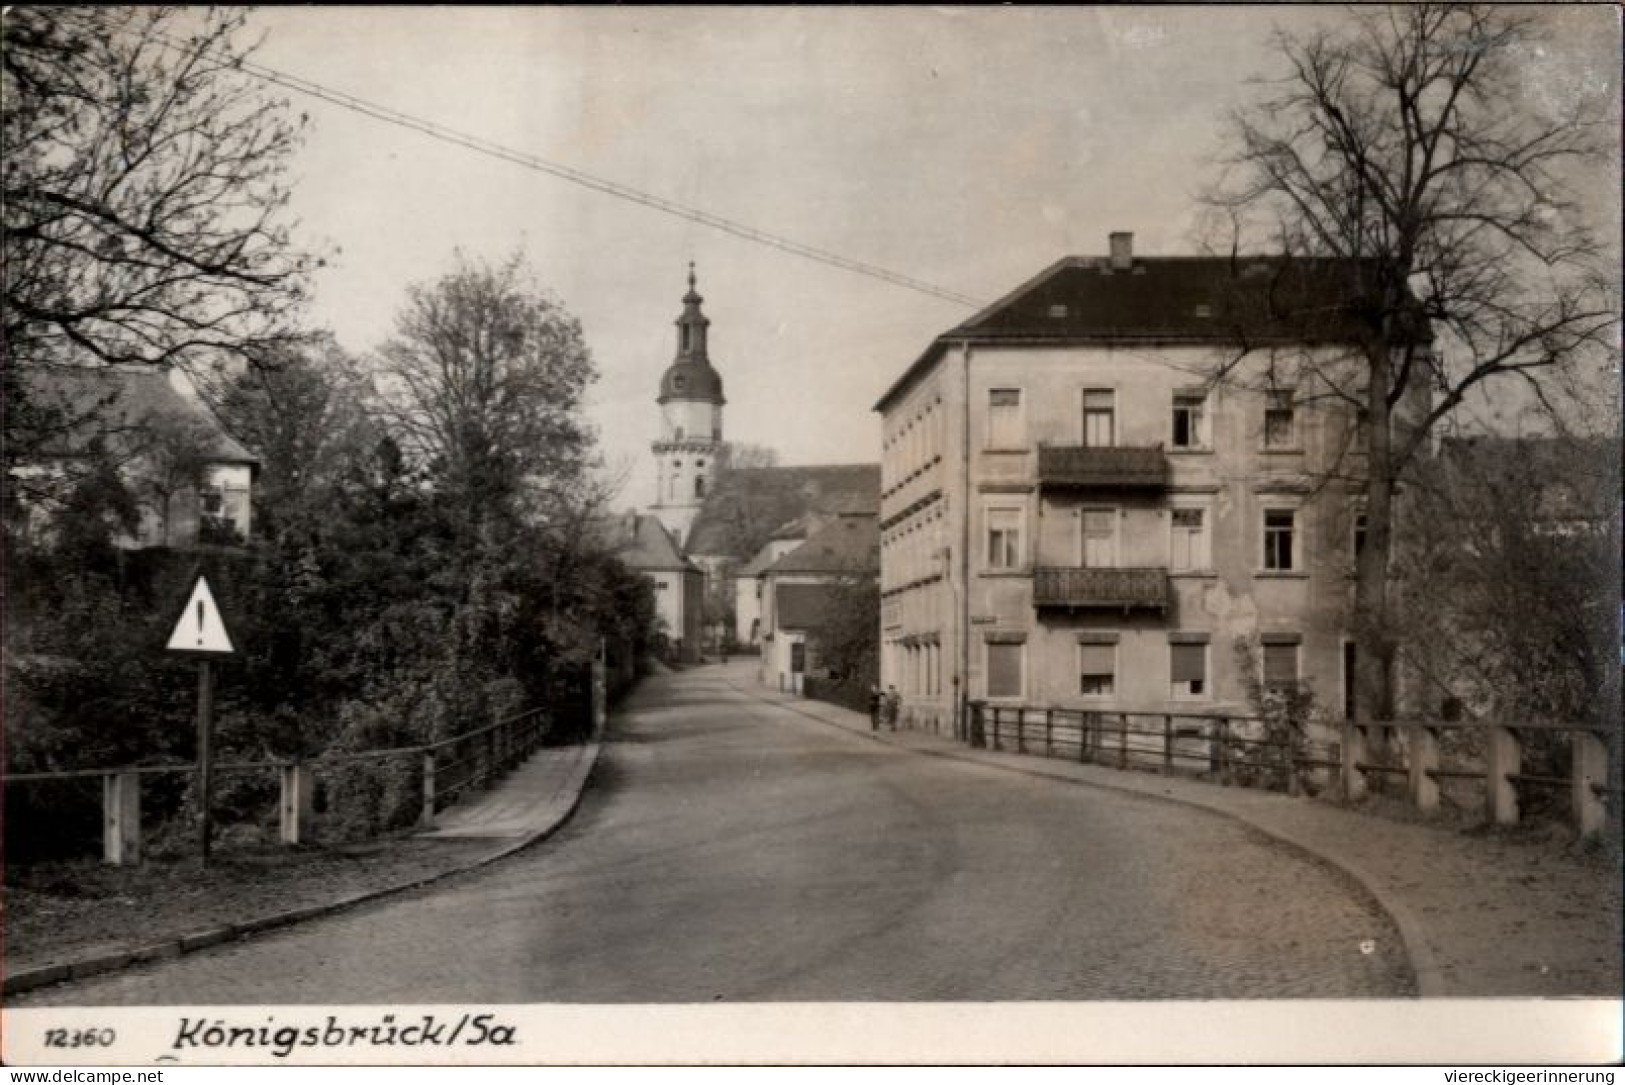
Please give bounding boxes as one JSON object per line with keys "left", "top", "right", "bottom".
{"left": 673, "top": 375, "right": 687, "bottom": 392}
{"left": 1048, "top": 303, "right": 1069, "bottom": 319}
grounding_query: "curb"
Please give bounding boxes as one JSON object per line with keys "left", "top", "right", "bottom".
{"left": 4, "top": 737, "right": 602, "bottom": 998}
{"left": 738, "top": 681, "right": 1442, "bottom": 997}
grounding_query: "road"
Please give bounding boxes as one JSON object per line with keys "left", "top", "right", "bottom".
{"left": 17, "top": 665, "right": 1411, "bottom": 1003}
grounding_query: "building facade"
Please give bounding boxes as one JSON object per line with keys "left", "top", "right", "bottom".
{"left": 16, "top": 366, "right": 257, "bottom": 548}
{"left": 876, "top": 234, "right": 1406, "bottom": 739}
{"left": 649, "top": 264, "right": 726, "bottom": 544}
{"left": 755, "top": 512, "right": 879, "bottom": 692}
{"left": 600, "top": 511, "right": 704, "bottom": 663}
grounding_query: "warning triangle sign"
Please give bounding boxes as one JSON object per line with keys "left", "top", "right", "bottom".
{"left": 165, "top": 575, "right": 235, "bottom": 655}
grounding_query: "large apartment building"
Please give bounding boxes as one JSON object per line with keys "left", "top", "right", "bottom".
{"left": 876, "top": 233, "right": 1417, "bottom": 739}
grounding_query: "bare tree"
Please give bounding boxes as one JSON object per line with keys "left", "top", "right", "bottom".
{"left": 369, "top": 251, "right": 597, "bottom": 539}
{"left": 2, "top": 7, "right": 315, "bottom": 486}
{"left": 1209, "top": 4, "right": 1617, "bottom": 722}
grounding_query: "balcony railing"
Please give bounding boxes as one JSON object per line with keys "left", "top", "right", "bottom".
{"left": 1036, "top": 444, "right": 1168, "bottom": 489}
{"left": 1033, "top": 566, "right": 1169, "bottom": 610}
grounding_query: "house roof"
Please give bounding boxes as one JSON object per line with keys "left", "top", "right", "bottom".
{"left": 774, "top": 582, "right": 832, "bottom": 631}
{"left": 763, "top": 512, "right": 879, "bottom": 576}
{"left": 685, "top": 462, "right": 881, "bottom": 558}
{"left": 875, "top": 249, "right": 1429, "bottom": 412}
{"left": 21, "top": 365, "right": 258, "bottom": 465}
{"left": 596, "top": 511, "right": 699, "bottom": 574}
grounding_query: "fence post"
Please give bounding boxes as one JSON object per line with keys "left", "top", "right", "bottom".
{"left": 279, "top": 763, "right": 315, "bottom": 845}
{"left": 420, "top": 751, "right": 437, "bottom": 828}
{"left": 1016, "top": 709, "right": 1026, "bottom": 755}
{"left": 593, "top": 658, "right": 608, "bottom": 737}
{"left": 1341, "top": 722, "right": 1368, "bottom": 801}
{"left": 1406, "top": 724, "right": 1439, "bottom": 812}
{"left": 1283, "top": 726, "right": 1301, "bottom": 797}
{"left": 1078, "top": 713, "right": 1090, "bottom": 763}
{"left": 1218, "top": 716, "right": 1233, "bottom": 785}
{"left": 102, "top": 771, "right": 141, "bottom": 867}
{"left": 1118, "top": 713, "right": 1129, "bottom": 770}
{"left": 1571, "top": 731, "right": 1608, "bottom": 837}
{"left": 991, "top": 707, "right": 1002, "bottom": 751}
{"left": 1163, "top": 715, "right": 1174, "bottom": 775}
{"left": 1045, "top": 709, "right": 1054, "bottom": 758}
{"left": 1485, "top": 725, "right": 1521, "bottom": 826}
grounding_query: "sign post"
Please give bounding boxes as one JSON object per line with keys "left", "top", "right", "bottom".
{"left": 165, "top": 573, "right": 236, "bottom": 866}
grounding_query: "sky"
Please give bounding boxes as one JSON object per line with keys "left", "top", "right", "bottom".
{"left": 245, "top": 7, "right": 1621, "bottom": 509}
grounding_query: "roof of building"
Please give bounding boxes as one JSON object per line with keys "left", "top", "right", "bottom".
{"left": 774, "top": 582, "right": 832, "bottom": 631}
{"left": 21, "top": 365, "right": 258, "bottom": 465}
{"left": 659, "top": 264, "right": 726, "bottom": 405}
{"left": 596, "top": 511, "right": 700, "bottom": 574}
{"left": 685, "top": 462, "right": 881, "bottom": 558}
{"left": 875, "top": 244, "right": 1429, "bottom": 412}
{"left": 763, "top": 512, "right": 879, "bottom": 576}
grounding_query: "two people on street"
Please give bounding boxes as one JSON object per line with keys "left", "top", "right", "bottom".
{"left": 869, "top": 684, "right": 900, "bottom": 731}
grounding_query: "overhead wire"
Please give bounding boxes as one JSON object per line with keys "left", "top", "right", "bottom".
{"left": 155, "top": 31, "right": 986, "bottom": 309}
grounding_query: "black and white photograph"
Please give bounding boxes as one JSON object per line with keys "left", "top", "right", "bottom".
{"left": 2, "top": 4, "right": 1621, "bottom": 1068}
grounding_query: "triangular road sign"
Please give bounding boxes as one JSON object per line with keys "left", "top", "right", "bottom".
{"left": 165, "top": 575, "right": 235, "bottom": 655}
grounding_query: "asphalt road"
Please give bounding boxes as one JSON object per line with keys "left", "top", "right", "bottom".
{"left": 17, "top": 666, "right": 1411, "bottom": 1003}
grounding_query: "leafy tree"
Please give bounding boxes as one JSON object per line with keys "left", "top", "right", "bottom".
{"left": 369, "top": 251, "right": 596, "bottom": 545}
{"left": 1209, "top": 4, "right": 1616, "bottom": 723}
{"left": 810, "top": 573, "right": 880, "bottom": 692}
{"left": 2, "top": 7, "right": 315, "bottom": 494}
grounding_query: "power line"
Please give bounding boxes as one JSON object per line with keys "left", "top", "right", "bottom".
{"left": 158, "top": 32, "right": 985, "bottom": 309}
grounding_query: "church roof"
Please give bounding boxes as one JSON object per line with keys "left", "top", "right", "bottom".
{"left": 659, "top": 264, "right": 726, "bottom": 405}
{"left": 685, "top": 462, "right": 881, "bottom": 559}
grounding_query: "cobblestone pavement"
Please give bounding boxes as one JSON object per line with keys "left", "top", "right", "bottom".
{"left": 17, "top": 666, "right": 1411, "bottom": 1005}
{"left": 753, "top": 669, "right": 1622, "bottom": 998}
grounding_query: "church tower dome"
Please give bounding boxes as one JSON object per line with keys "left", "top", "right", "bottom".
{"left": 650, "top": 264, "right": 725, "bottom": 544}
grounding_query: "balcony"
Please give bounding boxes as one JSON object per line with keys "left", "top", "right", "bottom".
{"left": 1036, "top": 445, "right": 1168, "bottom": 490}
{"left": 1033, "top": 566, "right": 1169, "bottom": 611}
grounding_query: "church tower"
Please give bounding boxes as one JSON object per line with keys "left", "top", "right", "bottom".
{"left": 650, "top": 264, "right": 725, "bottom": 544}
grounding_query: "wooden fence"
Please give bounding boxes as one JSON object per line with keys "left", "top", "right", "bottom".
{"left": 3, "top": 660, "right": 613, "bottom": 869}
{"left": 966, "top": 702, "right": 1618, "bottom": 837}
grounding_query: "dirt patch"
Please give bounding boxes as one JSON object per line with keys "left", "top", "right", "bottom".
{"left": 4, "top": 835, "right": 495, "bottom": 976}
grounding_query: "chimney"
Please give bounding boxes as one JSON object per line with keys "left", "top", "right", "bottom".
{"left": 1109, "top": 231, "right": 1133, "bottom": 270}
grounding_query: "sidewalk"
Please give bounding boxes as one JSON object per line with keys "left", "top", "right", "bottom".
{"left": 4, "top": 737, "right": 600, "bottom": 996}
{"left": 738, "top": 675, "right": 1622, "bottom": 998}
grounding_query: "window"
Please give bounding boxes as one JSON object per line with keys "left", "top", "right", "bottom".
{"left": 1353, "top": 512, "right": 1368, "bottom": 562}
{"left": 1172, "top": 391, "right": 1206, "bottom": 449}
{"left": 1048, "top": 303, "right": 1069, "bottom": 319}
{"left": 986, "top": 507, "right": 1023, "bottom": 570}
{"left": 200, "top": 485, "right": 225, "bottom": 518}
{"left": 1170, "top": 640, "right": 1207, "bottom": 699}
{"left": 1081, "top": 508, "right": 1115, "bottom": 567}
{"left": 1263, "top": 638, "right": 1299, "bottom": 689}
{"left": 1264, "top": 389, "right": 1296, "bottom": 448}
{"left": 674, "top": 426, "right": 685, "bottom": 441}
{"left": 1078, "top": 641, "right": 1115, "bottom": 698}
{"left": 673, "top": 374, "right": 688, "bottom": 392}
{"left": 680, "top": 326, "right": 691, "bottom": 352}
{"left": 1263, "top": 508, "right": 1296, "bottom": 571}
{"left": 790, "top": 641, "right": 806, "bottom": 675}
{"left": 986, "top": 641, "right": 1024, "bottom": 699}
{"left": 1170, "top": 507, "right": 1209, "bottom": 571}
{"left": 694, "top": 476, "right": 706, "bottom": 498}
{"left": 988, "top": 388, "right": 1023, "bottom": 448}
{"left": 1083, "top": 389, "right": 1115, "bottom": 447}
